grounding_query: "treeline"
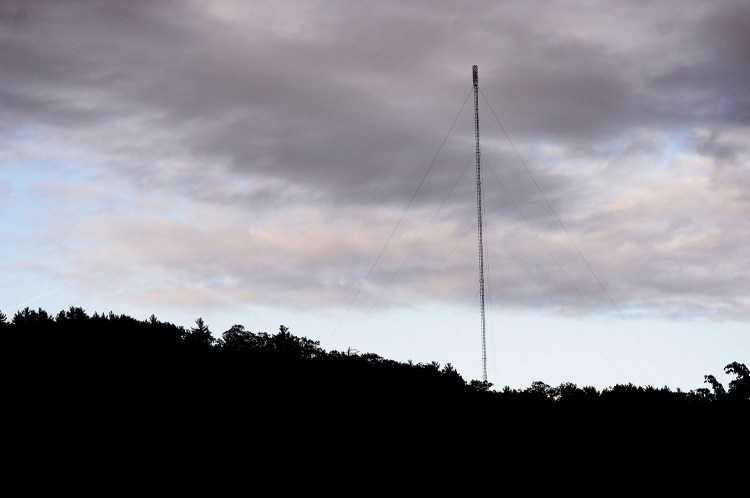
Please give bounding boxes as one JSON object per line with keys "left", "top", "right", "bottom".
{"left": 1, "top": 305, "right": 747, "bottom": 412}
{"left": 4, "top": 306, "right": 750, "bottom": 467}
{"left": 0, "top": 307, "right": 750, "bottom": 416}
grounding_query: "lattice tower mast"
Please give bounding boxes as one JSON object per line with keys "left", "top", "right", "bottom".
{"left": 473, "top": 65, "right": 487, "bottom": 383}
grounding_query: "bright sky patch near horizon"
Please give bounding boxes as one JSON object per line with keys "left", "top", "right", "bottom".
{"left": 2, "top": 0, "right": 748, "bottom": 391}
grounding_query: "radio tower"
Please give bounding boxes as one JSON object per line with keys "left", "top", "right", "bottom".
{"left": 473, "top": 65, "right": 487, "bottom": 383}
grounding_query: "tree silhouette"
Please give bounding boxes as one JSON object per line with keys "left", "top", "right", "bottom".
{"left": 704, "top": 373, "right": 727, "bottom": 398}
{"left": 220, "top": 324, "right": 258, "bottom": 353}
{"left": 1, "top": 304, "right": 748, "bottom": 431}
{"left": 185, "top": 317, "right": 214, "bottom": 349}
{"left": 725, "top": 361, "right": 750, "bottom": 401}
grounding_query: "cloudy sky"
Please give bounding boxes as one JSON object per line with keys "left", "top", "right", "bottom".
{"left": 2, "top": 0, "right": 748, "bottom": 391}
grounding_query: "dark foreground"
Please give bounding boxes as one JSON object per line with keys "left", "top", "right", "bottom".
{"left": 2, "top": 307, "right": 747, "bottom": 483}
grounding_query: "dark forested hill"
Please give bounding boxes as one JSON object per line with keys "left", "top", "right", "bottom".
{"left": 2, "top": 306, "right": 748, "bottom": 457}
{"left": 3, "top": 304, "right": 749, "bottom": 488}
{"left": 2, "top": 306, "right": 747, "bottom": 410}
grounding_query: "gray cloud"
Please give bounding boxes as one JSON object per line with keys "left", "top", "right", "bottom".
{"left": 4, "top": 0, "right": 750, "bottom": 321}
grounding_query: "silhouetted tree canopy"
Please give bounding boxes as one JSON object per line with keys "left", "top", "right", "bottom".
{"left": 1, "top": 306, "right": 747, "bottom": 428}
